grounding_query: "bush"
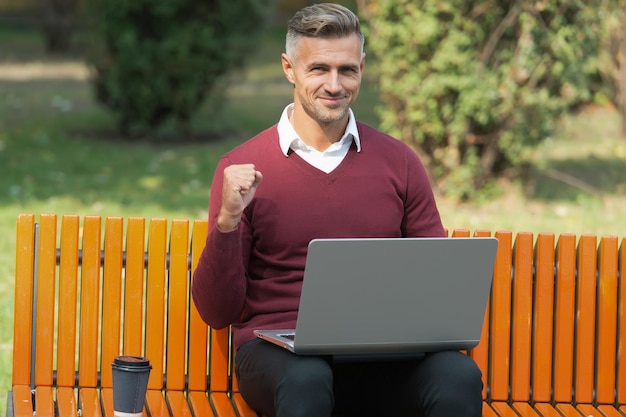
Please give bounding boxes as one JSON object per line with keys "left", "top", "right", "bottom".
{"left": 358, "top": 1, "right": 602, "bottom": 199}
{"left": 86, "top": 0, "right": 272, "bottom": 138}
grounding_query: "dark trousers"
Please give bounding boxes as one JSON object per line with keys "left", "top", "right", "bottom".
{"left": 235, "top": 339, "right": 483, "bottom": 417}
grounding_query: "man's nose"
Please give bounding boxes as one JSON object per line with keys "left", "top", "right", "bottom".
{"left": 325, "top": 71, "right": 342, "bottom": 93}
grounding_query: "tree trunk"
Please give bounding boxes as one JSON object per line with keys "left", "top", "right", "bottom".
{"left": 620, "top": 5, "right": 626, "bottom": 138}
{"left": 39, "top": 0, "right": 78, "bottom": 53}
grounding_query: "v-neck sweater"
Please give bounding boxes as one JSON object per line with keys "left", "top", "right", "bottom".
{"left": 192, "top": 122, "right": 445, "bottom": 351}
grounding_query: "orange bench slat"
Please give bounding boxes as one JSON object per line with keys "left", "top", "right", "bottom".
{"left": 79, "top": 388, "right": 102, "bottom": 417}
{"left": 188, "top": 391, "right": 216, "bottom": 417}
{"left": 100, "top": 217, "right": 124, "bottom": 389}
{"left": 34, "top": 386, "right": 55, "bottom": 417}
{"left": 489, "top": 231, "right": 513, "bottom": 402}
{"left": 210, "top": 327, "right": 231, "bottom": 393}
{"left": 491, "top": 401, "right": 522, "bottom": 417}
{"left": 596, "top": 236, "right": 619, "bottom": 404}
{"left": 211, "top": 392, "right": 239, "bottom": 417}
{"left": 510, "top": 232, "right": 533, "bottom": 402}
{"left": 531, "top": 233, "right": 555, "bottom": 403}
{"left": 188, "top": 220, "right": 210, "bottom": 392}
{"left": 166, "top": 390, "right": 194, "bottom": 417}
{"left": 56, "top": 386, "right": 78, "bottom": 417}
{"left": 470, "top": 230, "right": 492, "bottom": 400}
{"left": 166, "top": 219, "right": 190, "bottom": 391}
{"left": 511, "top": 402, "right": 542, "bottom": 416}
{"left": 124, "top": 217, "right": 147, "bottom": 355}
{"left": 145, "top": 219, "right": 168, "bottom": 391}
{"left": 533, "top": 403, "right": 564, "bottom": 417}
{"left": 481, "top": 402, "right": 499, "bottom": 417}
{"left": 78, "top": 216, "right": 102, "bottom": 388}
{"left": 619, "top": 238, "right": 626, "bottom": 404}
{"left": 100, "top": 388, "right": 114, "bottom": 417}
{"left": 598, "top": 404, "right": 626, "bottom": 417}
{"left": 56, "top": 215, "right": 80, "bottom": 388}
{"left": 553, "top": 234, "right": 576, "bottom": 403}
{"left": 12, "top": 214, "right": 35, "bottom": 387}
{"left": 556, "top": 403, "right": 587, "bottom": 417}
{"left": 574, "top": 234, "right": 598, "bottom": 404}
{"left": 34, "top": 213, "right": 57, "bottom": 387}
{"left": 145, "top": 389, "right": 166, "bottom": 417}
{"left": 12, "top": 385, "right": 33, "bottom": 417}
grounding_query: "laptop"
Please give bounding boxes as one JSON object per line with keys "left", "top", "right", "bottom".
{"left": 254, "top": 237, "right": 498, "bottom": 356}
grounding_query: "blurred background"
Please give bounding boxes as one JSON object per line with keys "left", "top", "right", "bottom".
{"left": 1, "top": 1, "right": 625, "bottom": 415}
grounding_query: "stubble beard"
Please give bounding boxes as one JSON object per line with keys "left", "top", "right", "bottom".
{"left": 306, "top": 97, "right": 351, "bottom": 125}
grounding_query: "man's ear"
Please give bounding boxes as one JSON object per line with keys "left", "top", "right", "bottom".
{"left": 282, "top": 53, "right": 295, "bottom": 85}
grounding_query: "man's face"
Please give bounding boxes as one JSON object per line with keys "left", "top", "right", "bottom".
{"left": 282, "top": 34, "right": 365, "bottom": 126}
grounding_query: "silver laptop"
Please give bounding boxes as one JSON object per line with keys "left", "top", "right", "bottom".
{"left": 254, "top": 237, "right": 498, "bottom": 356}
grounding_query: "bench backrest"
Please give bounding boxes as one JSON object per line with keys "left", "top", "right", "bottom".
{"left": 12, "top": 213, "right": 229, "bottom": 396}
{"left": 12, "top": 213, "right": 626, "bottom": 407}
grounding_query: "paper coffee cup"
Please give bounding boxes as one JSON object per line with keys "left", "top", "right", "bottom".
{"left": 111, "top": 356, "right": 152, "bottom": 417}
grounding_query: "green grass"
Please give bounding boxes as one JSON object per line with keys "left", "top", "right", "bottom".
{"left": 1, "top": 24, "right": 626, "bottom": 417}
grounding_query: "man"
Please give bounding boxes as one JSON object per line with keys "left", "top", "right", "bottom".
{"left": 192, "top": 3, "right": 482, "bottom": 416}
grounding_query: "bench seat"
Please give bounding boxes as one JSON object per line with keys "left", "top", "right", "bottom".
{"left": 7, "top": 213, "right": 626, "bottom": 417}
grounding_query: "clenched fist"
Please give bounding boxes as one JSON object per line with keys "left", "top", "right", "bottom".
{"left": 217, "top": 164, "right": 263, "bottom": 232}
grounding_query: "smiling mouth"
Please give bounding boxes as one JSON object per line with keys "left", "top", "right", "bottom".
{"left": 319, "top": 96, "right": 347, "bottom": 106}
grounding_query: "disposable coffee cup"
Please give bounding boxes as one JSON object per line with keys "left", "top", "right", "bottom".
{"left": 111, "top": 356, "right": 152, "bottom": 417}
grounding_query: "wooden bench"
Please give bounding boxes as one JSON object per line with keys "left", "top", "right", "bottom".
{"left": 6, "top": 213, "right": 626, "bottom": 417}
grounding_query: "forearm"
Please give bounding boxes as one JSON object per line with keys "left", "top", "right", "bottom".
{"left": 191, "top": 225, "right": 247, "bottom": 328}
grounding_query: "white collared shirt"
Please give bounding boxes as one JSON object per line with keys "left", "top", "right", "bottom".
{"left": 277, "top": 104, "right": 361, "bottom": 173}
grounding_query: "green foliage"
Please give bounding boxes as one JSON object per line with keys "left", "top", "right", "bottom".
{"left": 85, "top": 0, "right": 272, "bottom": 137}
{"left": 359, "top": 0, "right": 602, "bottom": 199}
{"left": 595, "top": 1, "right": 626, "bottom": 136}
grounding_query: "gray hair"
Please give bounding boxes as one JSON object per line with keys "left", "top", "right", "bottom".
{"left": 285, "top": 3, "right": 364, "bottom": 60}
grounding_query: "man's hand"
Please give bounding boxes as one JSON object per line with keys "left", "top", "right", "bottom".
{"left": 217, "top": 164, "right": 263, "bottom": 232}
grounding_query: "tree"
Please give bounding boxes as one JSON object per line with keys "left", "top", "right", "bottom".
{"left": 40, "top": 0, "right": 79, "bottom": 52}
{"left": 86, "top": 0, "right": 272, "bottom": 138}
{"left": 357, "top": 0, "right": 602, "bottom": 198}
{"left": 598, "top": 1, "right": 626, "bottom": 138}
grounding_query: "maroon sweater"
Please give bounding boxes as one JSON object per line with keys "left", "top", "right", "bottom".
{"left": 192, "top": 122, "right": 445, "bottom": 351}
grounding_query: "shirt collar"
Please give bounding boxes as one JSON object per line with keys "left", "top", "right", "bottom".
{"left": 277, "top": 103, "right": 361, "bottom": 156}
